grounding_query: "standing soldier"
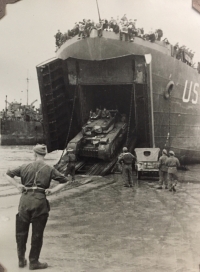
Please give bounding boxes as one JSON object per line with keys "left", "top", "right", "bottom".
{"left": 63, "top": 148, "right": 76, "bottom": 182}
{"left": 157, "top": 149, "right": 168, "bottom": 189}
{"left": 166, "top": 150, "right": 180, "bottom": 192}
{"left": 118, "top": 147, "right": 136, "bottom": 188}
{"left": 6, "top": 144, "right": 69, "bottom": 270}
{"left": 54, "top": 29, "right": 62, "bottom": 48}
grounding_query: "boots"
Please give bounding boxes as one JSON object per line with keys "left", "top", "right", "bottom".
{"left": 169, "top": 184, "right": 176, "bottom": 192}
{"left": 172, "top": 183, "right": 176, "bottom": 192}
{"left": 19, "top": 258, "right": 27, "bottom": 268}
{"left": 29, "top": 261, "right": 48, "bottom": 270}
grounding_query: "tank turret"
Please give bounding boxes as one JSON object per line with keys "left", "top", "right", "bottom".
{"left": 67, "top": 110, "right": 127, "bottom": 161}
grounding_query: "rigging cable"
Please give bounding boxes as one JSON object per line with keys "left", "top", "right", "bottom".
{"left": 57, "top": 73, "right": 79, "bottom": 164}
{"left": 96, "top": 0, "right": 101, "bottom": 22}
{"left": 164, "top": 91, "right": 171, "bottom": 150}
{"left": 126, "top": 84, "right": 134, "bottom": 146}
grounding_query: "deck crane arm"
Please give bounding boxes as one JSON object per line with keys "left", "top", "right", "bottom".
{"left": 30, "top": 99, "right": 38, "bottom": 106}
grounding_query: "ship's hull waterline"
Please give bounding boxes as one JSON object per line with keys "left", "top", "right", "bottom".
{"left": 0, "top": 119, "right": 45, "bottom": 145}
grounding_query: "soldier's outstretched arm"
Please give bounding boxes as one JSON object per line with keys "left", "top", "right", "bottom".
{"left": 45, "top": 183, "right": 67, "bottom": 195}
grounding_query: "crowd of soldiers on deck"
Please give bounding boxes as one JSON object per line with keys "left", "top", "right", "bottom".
{"left": 173, "top": 43, "right": 196, "bottom": 67}
{"left": 54, "top": 14, "right": 197, "bottom": 68}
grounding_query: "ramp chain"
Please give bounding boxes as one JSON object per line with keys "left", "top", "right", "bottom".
{"left": 164, "top": 90, "right": 171, "bottom": 150}
{"left": 57, "top": 71, "right": 79, "bottom": 163}
{"left": 126, "top": 83, "right": 135, "bottom": 146}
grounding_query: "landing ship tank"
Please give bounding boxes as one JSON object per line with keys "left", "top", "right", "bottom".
{"left": 37, "top": 12, "right": 200, "bottom": 164}
{"left": 66, "top": 110, "right": 127, "bottom": 161}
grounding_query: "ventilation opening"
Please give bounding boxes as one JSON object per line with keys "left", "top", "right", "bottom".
{"left": 144, "top": 151, "right": 151, "bottom": 156}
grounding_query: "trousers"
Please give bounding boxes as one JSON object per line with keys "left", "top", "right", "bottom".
{"left": 16, "top": 191, "right": 49, "bottom": 263}
{"left": 168, "top": 172, "right": 178, "bottom": 188}
{"left": 122, "top": 164, "right": 133, "bottom": 186}
{"left": 159, "top": 170, "right": 168, "bottom": 186}
{"left": 65, "top": 164, "right": 75, "bottom": 181}
{"left": 16, "top": 213, "right": 48, "bottom": 263}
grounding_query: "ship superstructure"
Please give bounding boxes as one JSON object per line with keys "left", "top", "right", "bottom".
{"left": 0, "top": 100, "right": 45, "bottom": 145}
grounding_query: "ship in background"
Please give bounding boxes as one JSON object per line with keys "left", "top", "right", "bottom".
{"left": 36, "top": 13, "right": 200, "bottom": 167}
{"left": 0, "top": 98, "right": 45, "bottom": 145}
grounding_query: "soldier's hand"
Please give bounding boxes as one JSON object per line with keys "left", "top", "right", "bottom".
{"left": 45, "top": 189, "right": 53, "bottom": 196}
{"left": 17, "top": 184, "right": 25, "bottom": 193}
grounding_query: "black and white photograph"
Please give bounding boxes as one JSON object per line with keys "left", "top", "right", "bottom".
{"left": 0, "top": 0, "right": 200, "bottom": 271}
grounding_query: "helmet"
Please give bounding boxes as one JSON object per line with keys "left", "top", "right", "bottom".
{"left": 169, "top": 150, "right": 175, "bottom": 156}
{"left": 123, "top": 147, "right": 128, "bottom": 152}
{"left": 162, "top": 149, "right": 167, "bottom": 155}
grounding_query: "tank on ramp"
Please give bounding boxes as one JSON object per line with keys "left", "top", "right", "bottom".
{"left": 66, "top": 109, "right": 127, "bottom": 161}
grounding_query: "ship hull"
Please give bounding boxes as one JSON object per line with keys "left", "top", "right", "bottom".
{"left": 0, "top": 119, "right": 45, "bottom": 145}
{"left": 37, "top": 30, "right": 200, "bottom": 163}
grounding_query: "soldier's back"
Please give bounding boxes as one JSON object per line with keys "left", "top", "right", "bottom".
{"left": 123, "top": 153, "right": 135, "bottom": 164}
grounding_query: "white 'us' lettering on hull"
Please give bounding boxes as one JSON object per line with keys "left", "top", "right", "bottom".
{"left": 182, "top": 80, "right": 199, "bottom": 104}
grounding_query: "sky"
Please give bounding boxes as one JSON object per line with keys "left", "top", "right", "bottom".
{"left": 0, "top": 0, "right": 200, "bottom": 110}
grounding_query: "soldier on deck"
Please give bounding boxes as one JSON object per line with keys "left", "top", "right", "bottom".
{"left": 166, "top": 150, "right": 180, "bottom": 192}
{"left": 157, "top": 149, "right": 168, "bottom": 189}
{"left": 118, "top": 147, "right": 136, "bottom": 188}
{"left": 54, "top": 29, "right": 62, "bottom": 48}
{"left": 95, "top": 21, "right": 103, "bottom": 37}
{"left": 63, "top": 148, "right": 76, "bottom": 182}
{"left": 121, "top": 14, "right": 128, "bottom": 21}
{"left": 78, "top": 21, "right": 86, "bottom": 39}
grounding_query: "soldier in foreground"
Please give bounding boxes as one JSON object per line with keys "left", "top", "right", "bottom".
{"left": 118, "top": 147, "right": 136, "bottom": 187}
{"left": 166, "top": 150, "right": 180, "bottom": 192}
{"left": 157, "top": 149, "right": 168, "bottom": 189}
{"left": 6, "top": 144, "right": 69, "bottom": 270}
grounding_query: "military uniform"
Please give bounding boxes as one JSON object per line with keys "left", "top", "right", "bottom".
{"left": 55, "top": 31, "right": 62, "bottom": 47}
{"left": 63, "top": 152, "right": 76, "bottom": 181}
{"left": 6, "top": 160, "right": 68, "bottom": 266}
{"left": 118, "top": 152, "right": 136, "bottom": 187}
{"left": 158, "top": 153, "right": 168, "bottom": 188}
{"left": 166, "top": 154, "right": 180, "bottom": 191}
{"left": 94, "top": 108, "right": 102, "bottom": 119}
{"left": 101, "top": 109, "right": 111, "bottom": 118}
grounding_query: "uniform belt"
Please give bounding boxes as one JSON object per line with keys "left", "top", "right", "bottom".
{"left": 169, "top": 166, "right": 177, "bottom": 168}
{"left": 124, "top": 163, "right": 132, "bottom": 165}
{"left": 23, "top": 187, "right": 46, "bottom": 194}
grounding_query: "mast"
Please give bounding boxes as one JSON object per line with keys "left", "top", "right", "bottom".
{"left": 96, "top": 0, "right": 101, "bottom": 22}
{"left": 5, "top": 95, "right": 7, "bottom": 114}
{"left": 26, "top": 76, "right": 29, "bottom": 105}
